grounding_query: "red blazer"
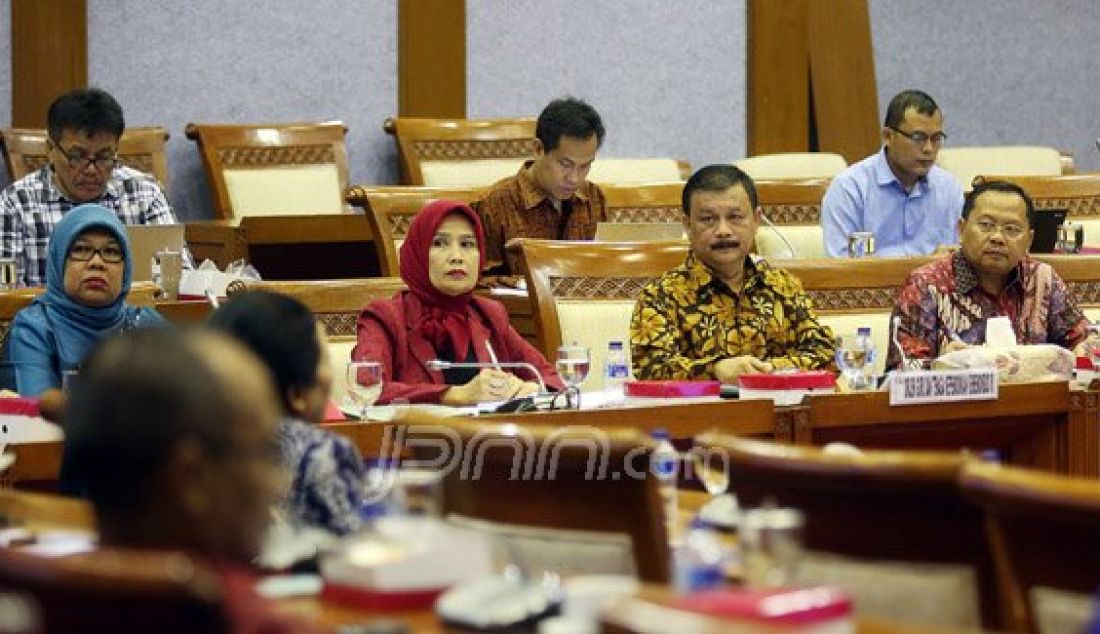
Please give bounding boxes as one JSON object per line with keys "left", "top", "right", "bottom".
{"left": 354, "top": 291, "right": 564, "bottom": 404}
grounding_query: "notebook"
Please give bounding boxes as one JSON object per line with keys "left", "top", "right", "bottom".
{"left": 1029, "top": 207, "right": 1068, "bottom": 254}
{"left": 594, "top": 222, "right": 685, "bottom": 242}
{"left": 126, "top": 224, "right": 186, "bottom": 281}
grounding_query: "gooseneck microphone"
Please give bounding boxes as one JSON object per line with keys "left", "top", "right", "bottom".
{"left": 426, "top": 359, "right": 548, "bottom": 395}
{"left": 759, "top": 213, "right": 799, "bottom": 259}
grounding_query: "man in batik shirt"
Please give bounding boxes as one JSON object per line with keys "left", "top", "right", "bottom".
{"left": 630, "top": 165, "right": 835, "bottom": 382}
{"left": 887, "top": 180, "right": 1091, "bottom": 370}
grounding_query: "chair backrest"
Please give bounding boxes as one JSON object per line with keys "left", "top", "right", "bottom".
{"left": 384, "top": 116, "right": 537, "bottom": 187}
{"left": 0, "top": 126, "right": 171, "bottom": 189}
{"left": 185, "top": 121, "right": 349, "bottom": 221}
{"left": 602, "top": 181, "right": 683, "bottom": 224}
{"left": 516, "top": 239, "right": 689, "bottom": 385}
{"left": 937, "top": 146, "right": 1063, "bottom": 192}
{"left": 734, "top": 152, "right": 848, "bottom": 180}
{"left": 407, "top": 420, "right": 670, "bottom": 582}
{"left": 753, "top": 178, "right": 831, "bottom": 259}
{"left": 588, "top": 159, "right": 687, "bottom": 184}
{"left": 345, "top": 185, "right": 485, "bottom": 277}
{"left": 961, "top": 462, "right": 1100, "bottom": 633}
{"left": 698, "top": 434, "right": 996, "bottom": 629}
{"left": 0, "top": 548, "right": 226, "bottom": 633}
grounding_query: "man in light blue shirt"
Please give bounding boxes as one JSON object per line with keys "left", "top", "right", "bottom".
{"left": 822, "top": 90, "right": 964, "bottom": 257}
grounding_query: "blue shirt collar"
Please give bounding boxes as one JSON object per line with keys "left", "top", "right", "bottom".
{"left": 872, "top": 148, "right": 929, "bottom": 195}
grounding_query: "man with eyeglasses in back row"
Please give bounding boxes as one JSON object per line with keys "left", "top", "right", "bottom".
{"left": 1, "top": 88, "right": 189, "bottom": 287}
{"left": 822, "top": 89, "right": 964, "bottom": 257}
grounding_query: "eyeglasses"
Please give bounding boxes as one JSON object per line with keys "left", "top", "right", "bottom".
{"left": 50, "top": 139, "right": 118, "bottom": 172}
{"left": 889, "top": 127, "right": 948, "bottom": 146}
{"left": 68, "top": 244, "right": 125, "bottom": 263}
{"left": 972, "top": 219, "right": 1027, "bottom": 240}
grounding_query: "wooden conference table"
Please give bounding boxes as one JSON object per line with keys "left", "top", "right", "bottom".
{"left": 4, "top": 381, "right": 1095, "bottom": 489}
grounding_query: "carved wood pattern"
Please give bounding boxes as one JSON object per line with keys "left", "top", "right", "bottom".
{"left": 21, "top": 154, "right": 155, "bottom": 177}
{"left": 805, "top": 287, "right": 898, "bottom": 311}
{"left": 216, "top": 145, "right": 335, "bottom": 166}
{"left": 1066, "top": 282, "right": 1100, "bottom": 304}
{"left": 761, "top": 203, "right": 821, "bottom": 224}
{"left": 413, "top": 139, "right": 536, "bottom": 160}
{"left": 20, "top": 156, "right": 47, "bottom": 172}
{"left": 317, "top": 313, "right": 358, "bottom": 337}
{"left": 387, "top": 215, "right": 414, "bottom": 238}
{"left": 549, "top": 276, "right": 655, "bottom": 300}
{"left": 1035, "top": 197, "right": 1100, "bottom": 217}
{"left": 608, "top": 207, "right": 681, "bottom": 223}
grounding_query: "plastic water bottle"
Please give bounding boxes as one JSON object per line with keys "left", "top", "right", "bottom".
{"left": 650, "top": 429, "right": 680, "bottom": 544}
{"left": 604, "top": 341, "right": 630, "bottom": 402}
{"left": 674, "top": 517, "right": 726, "bottom": 594}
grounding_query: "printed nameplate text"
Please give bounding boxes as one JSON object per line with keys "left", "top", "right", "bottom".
{"left": 889, "top": 368, "right": 998, "bottom": 406}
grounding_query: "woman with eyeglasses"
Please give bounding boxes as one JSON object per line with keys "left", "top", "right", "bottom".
{"left": 2, "top": 204, "right": 166, "bottom": 396}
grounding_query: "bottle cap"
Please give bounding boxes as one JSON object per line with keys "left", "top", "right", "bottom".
{"left": 857, "top": 327, "right": 871, "bottom": 335}
{"left": 651, "top": 428, "right": 669, "bottom": 440}
{"left": 609, "top": 341, "right": 624, "bottom": 350}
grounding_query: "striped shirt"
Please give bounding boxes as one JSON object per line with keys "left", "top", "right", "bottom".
{"left": 1, "top": 165, "right": 187, "bottom": 286}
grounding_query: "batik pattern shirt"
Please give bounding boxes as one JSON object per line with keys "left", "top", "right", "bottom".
{"left": 630, "top": 253, "right": 835, "bottom": 379}
{"left": 887, "top": 250, "right": 1089, "bottom": 369}
{"left": 277, "top": 418, "right": 365, "bottom": 536}
{"left": 473, "top": 161, "right": 607, "bottom": 275}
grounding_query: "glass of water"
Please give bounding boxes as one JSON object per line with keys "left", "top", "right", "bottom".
{"left": 835, "top": 330, "right": 875, "bottom": 391}
{"left": 347, "top": 361, "right": 383, "bottom": 417}
{"left": 555, "top": 343, "right": 591, "bottom": 390}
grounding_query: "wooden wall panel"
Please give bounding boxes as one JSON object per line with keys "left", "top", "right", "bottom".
{"left": 807, "top": 0, "right": 880, "bottom": 164}
{"left": 11, "top": 0, "right": 88, "bottom": 128}
{"left": 398, "top": 0, "right": 465, "bottom": 118}
{"left": 747, "top": 0, "right": 809, "bottom": 156}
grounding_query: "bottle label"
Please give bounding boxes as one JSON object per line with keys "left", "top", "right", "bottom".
{"left": 607, "top": 363, "right": 629, "bottom": 379}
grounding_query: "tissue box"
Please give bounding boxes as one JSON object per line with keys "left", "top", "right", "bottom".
{"left": 0, "top": 398, "right": 63, "bottom": 444}
{"left": 738, "top": 372, "right": 836, "bottom": 406}
{"left": 321, "top": 518, "right": 492, "bottom": 610}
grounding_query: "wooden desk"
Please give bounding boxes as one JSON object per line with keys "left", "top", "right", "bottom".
{"left": 185, "top": 215, "right": 381, "bottom": 280}
{"left": 778, "top": 381, "right": 1099, "bottom": 477}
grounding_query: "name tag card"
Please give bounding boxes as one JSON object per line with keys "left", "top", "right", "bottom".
{"left": 888, "top": 368, "right": 998, "bottom": 406}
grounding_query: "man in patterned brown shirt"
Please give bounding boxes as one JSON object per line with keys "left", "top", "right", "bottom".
{"left": 631, "top": 165, "right": 835, "bottom": 382}
{"left": 474, "top": 97, "right": 608, "bottom": 275}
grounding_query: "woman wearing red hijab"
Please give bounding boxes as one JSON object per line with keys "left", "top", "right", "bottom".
{"left": 354, "top": 200, "right": 564, "bottom": 405}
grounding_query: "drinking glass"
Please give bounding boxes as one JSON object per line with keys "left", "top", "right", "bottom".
{"left": 1057, "top": 223, "right": 1084, "bottom": 254}
{"left": 741, "top": 506, "right": 805, "bottom": 587}
{"left": 835, "top": 333, "right": 875, "bottom": 391}
{"left": 691, "top": 450, "right": 730, "bottom": 498}
{"left": 347, "top": 361, "right": 383, "bottom": 417}
{"left": 555, "top": 344, "right": 591, "bottom": 389}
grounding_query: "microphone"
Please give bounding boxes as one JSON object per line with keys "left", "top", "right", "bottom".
{"left": 426, "top": 359, "right": 548, "bottom": 395}
{"left": 759, "top": 212, "right": 798, "bottom": 259}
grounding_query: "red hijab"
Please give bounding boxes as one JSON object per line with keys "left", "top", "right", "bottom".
{"left": 399, "top": 200, "right": 487, "bottom": 358}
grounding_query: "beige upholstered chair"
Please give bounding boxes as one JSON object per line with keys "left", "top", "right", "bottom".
{"left": 735, "top": 152, "right": 848, "bottom": 180}
{"left": 1, "top": 126, "right": 171, "bottom": 189}
{"left": 407, "top": 420, "right": 670, "bottom": 582}
{"left": 588, "top": 159, "right": 689, "bottom": 184}
{"left": 384, "top": 116, "right": 536, "bottom": 187}
{"left": 345, "top": 185, "right": 484, "bottom": 277}
{"left": 961, "top": 462, "right": 1100, "bottom": 633}
{"left": 754, "top": 178, "right": 831, "bottom": 259}
{"left": 699, "top": 434, "right": 998, "bottom": 629}
{"left": 937, "top": 146, "right": 1063, "bottom": 192}
{"left": 185, "top": 121, "right": 349, "bottom": 221}
{"left": 516, "top": 239, "right": 688, "bottom": 389}
{"left": 602, "top": 181, "right": 683, "bottom": 224}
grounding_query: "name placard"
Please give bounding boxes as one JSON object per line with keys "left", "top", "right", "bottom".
{"left": 888, "top": 368, "right": 998, "bottom": 406}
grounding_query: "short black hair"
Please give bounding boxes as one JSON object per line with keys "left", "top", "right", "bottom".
{"left": 65, "top": 330, "right": 241, "bottom": 516}
{"left": 962, "top": 179, "right": 1037, "bottom": 227}
{"left": 206, "top": 290, "right": 320, "bottom": 414}
{"left": 46, "top": 87, "right": 125, "bottom": 142}
{"left": 681, "top": 164, "right": 758, "bottom": 216}
{"left": 883, "top": 90, "right": 939, "bottom": 128}
{"left": 535, "top": 97, "right": 605, "bottom": 152}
